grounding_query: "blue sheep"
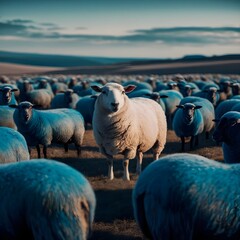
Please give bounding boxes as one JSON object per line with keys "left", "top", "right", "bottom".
{"left": 51, "top": 89, "right": 80, "bottom": 109}
{"left": 180, "top": 96, "right": 215, "bottom": 139}
{"left": 12, "top": 101, "right": 85, "bottom": 158}
{"left": 0, "top": 159, "right": 96, "bottom": 239}
{"left": 76, "top": 95, "right": 97, "bottom": 128}
{"left": 173, "top": 103, "right": 204, "bottom": 151}
{"left": 213, "top": 111, "right": 240, "bottom": 163}
{"left": 132, "top": 153, "right": 240, "bottom": 240}
{"left": 127, "top": 88, "right": 168, "bottom": 112}
{"left": 0, "top": 106, "right": 17, "bottom": 129}
{"left": 0, "top": 126, "right": 29, "bottom": 163}
{"left": 159, "top": 89, "right": 183, "bottom": 128}
{"left": 215, "top": 99, "right": 240, "bottom": 119}
{"left": 0, "top": 86, "right": 18, "bottom": 105}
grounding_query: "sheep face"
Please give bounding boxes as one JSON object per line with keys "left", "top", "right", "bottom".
{"left": 204, "top": 87, "right": 218, "bottom": 105}
{"left": 17, "top": 102, "right": 34, "bottom": 123}
{"left": 91, "top": 83, "right": 136, "bottom": 113}
{"left": 64, "top": 90, "right": 74, "bottom": 104}
{"left": 231, "top": 83, "right": 240, "bottom": 96}
{"left": 213, "top": 113, "right": 240, "bottom": 144}
{"left": 176, "top": 103, "right": 202, "bottom": 125}
{"left": 0, "top": 87, "right": 17, "bottom": 104}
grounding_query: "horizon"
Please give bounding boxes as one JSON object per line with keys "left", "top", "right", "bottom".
{"left": 1, "top": 0, "right": 240, "bottom": 59}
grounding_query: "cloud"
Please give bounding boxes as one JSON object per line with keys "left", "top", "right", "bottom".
{"left": 0, "top": 18, "right": 240, "bottom": 46}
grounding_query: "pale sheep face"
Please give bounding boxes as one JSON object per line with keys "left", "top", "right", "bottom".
{"left": 91, "top": 83, "right": 136, "bottom": 113}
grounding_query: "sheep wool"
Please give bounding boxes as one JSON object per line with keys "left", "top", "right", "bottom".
{"left": 91, "top": 82, "right": 167, "bottom": 180}
{"left": 0, "top": 127, "right": 29, "bottom": 163}
{"left": 133, "top": 153, "right": 240, "bottom": 240}
{"left": 0, "top": 159, "right": 96, "bottom": 239}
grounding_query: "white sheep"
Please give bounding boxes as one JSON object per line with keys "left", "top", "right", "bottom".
{"left": 213, "top": 111, "right": 240, "bottom": 163}
{"left": 0, "top": 126, "right": 29, "bottom": 163}
{"left": 132, "top": 153, "right": 240, "bottom": 240}
{"left": 0, "top": 159, "right": 96, "bottom": 239}
{"left": 91, "top": 82, "right": 167, "bottom": 180}
{"left": 12, "top": 101, "right": 85, "bottom": 158}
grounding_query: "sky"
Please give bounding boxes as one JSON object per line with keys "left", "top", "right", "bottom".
{"left": 0, "top": 0, "right": 240, "bottom": 59}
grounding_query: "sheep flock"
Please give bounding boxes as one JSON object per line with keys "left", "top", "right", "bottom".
{"left": 0, "top": 73, "right": 240, "bottom": 239}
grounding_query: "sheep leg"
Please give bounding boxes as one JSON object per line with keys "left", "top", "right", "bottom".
{"left": 107, "top": 159, "right": 114, "bottom": 180}
{"left": 64, "top": 143, "right": 69, "bottom": 153}
{"left": 205, "top": 131, "right": 209, "bottom": 140}
{"left": 36, "top": 145, "right": 41, "bottom": 158}
{"left": 43, "top": 145, "right": 47, "bottom": 158}
{"left": 195, "top": 135, "right": 199, "bottom": 146}
{"left": 76, "top": 145, "right": 81, "bottom": 157}
{"left": 123, "top": 159, "right": 130, "bottom": 181}
{"left": 136, "top": 152, "right": 143, "bottom": 175}
{"left": 181, "top": 136, "right": 185, "bottom": 152}
{"left": 190, "top": 136, "right": 194, "bottom": 150}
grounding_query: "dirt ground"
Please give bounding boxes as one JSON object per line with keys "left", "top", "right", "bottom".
{"left": 29, "top": 128, "right": 223, "bottom": 240}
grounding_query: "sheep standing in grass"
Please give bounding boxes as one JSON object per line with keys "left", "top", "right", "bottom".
{"left": 180, "top": 96, "right": 215, "bottom": 140}
{"left": 132, "top": 153, "right": 240, "bottom": 240}
{"left": 0, "top": 127, "right": 29, "bottom": 163}
{"left": 172, "top": 103, "right": 204, "bottom": 151}
{"left": 12, "top": 101, "right": 85, "bottom": 158}
{"left": 213, "top": 111, "right": 240, "bottom": 163}
{"left": 91, "top": 82, "right": 167, "bottom": 180}
{"left": 0, "top": 159, "right": 96, "bottom": 239}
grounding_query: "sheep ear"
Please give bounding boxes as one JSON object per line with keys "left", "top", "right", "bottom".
{"left": 144, "top": 93, "right": 152, "bottom": 97}
{"left": 194, "top": 105, "right": 202, "bottom": 109}
{"left": 160, "top": 95, "right": 168, "bottom": 98}
{"left": 32, "top": 104, "right": 40, "bottom": 109}
{"left": 191, "top": 87, "right": 196, "bottom": 90}
{"left": 124, "top": 85, "right": 136, "bottom": 93}
{"left": 9, "top": 104, "right": 19, "bottom": 108}
{"left": 91, "top": 85, "right": 102, "bottom": 93}
{"left": 11, "top": 88, "right": 19, "bottom": 92}
{"left": 176, "top": 105, "right": 184, "bottom": 109}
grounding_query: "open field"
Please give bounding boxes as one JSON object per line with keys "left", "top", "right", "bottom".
{"left": 29, "top": 128, "right": 223, "bottom": 240}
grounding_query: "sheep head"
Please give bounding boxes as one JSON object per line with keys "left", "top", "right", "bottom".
{"left": 212, "top": 111, "right": 240, "bottom": 144}
{"left": 176, "top": 103, "right": 202, "bottom": 125}
{"left": 91, "top": 83, "right": 136, "bottom": 113}
{"left": 10, "top": 101, "right": 34, "bottom": 123}
{"left": 0, "top": 86, "right": 18, "bottom": 104}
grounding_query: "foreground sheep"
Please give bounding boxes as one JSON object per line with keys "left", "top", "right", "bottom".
{"left": 132, "top": 153, "right": 240, "bottom": 240}
{"left": 0, "top": 159, "right": 96, "bottom": 239}
{"left": 12, "top": 101, "right": 85, "bottom": 158}
{"left": 0, "top": 127, "right": 29, "bottom": 163}
{"left": 213, "top": 111, "right": 240, "bottom": 163}
{"left": 91, "top": 83, "right": 167, "bottom": 180}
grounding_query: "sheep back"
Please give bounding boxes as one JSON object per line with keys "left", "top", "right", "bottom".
{"left": 132, "top": 153, "right": 240, "bottom": 240}
{"left": 0, "top": 127, "right": 29, "bottom": 163}
{"left": 0, "top": 159, "right": 96, "bottom": 239}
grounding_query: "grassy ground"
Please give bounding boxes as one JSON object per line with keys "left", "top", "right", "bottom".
{"left": 29, "top": 128, "right": 223, "bottom": 240}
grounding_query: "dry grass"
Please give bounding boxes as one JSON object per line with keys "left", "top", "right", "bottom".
{"left": 28, "top": 128, "right": 223, "bottom": 239}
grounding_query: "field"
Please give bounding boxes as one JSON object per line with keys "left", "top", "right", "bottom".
{"left": 29, "top": 127, "right": 223, "bottom": 240}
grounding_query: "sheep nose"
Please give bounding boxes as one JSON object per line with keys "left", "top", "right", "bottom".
{"left": 111, "top": 102, "right": 119, "bottom": 107}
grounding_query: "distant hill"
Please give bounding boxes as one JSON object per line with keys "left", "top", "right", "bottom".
{"left": 0, "top": 51, "right": 240, "bottom": 75}
{"left": 0, "top": 51, "right": 143, "bottom": 67}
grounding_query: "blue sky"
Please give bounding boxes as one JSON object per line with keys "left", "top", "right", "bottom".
{"left": 0, "top": 0, "right": 240, "bottom": 58}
